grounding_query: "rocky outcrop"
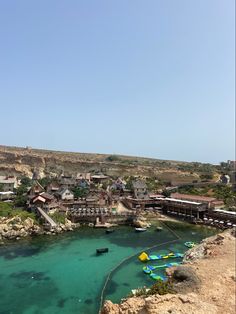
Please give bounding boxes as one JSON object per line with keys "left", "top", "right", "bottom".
{"left": 49, "top": 219, "right": 80, "bottom": 234}
{"left": 0, "top": 216, "right": 80, "bottom": 243}
{"left": 102, "top": 293, "right": 218, "bottom": 314}
{"left": 0, "top": 216, "right": 43, "bottom": 241}
{"left": 102, "top": 229, "right": 236, "bottom": 314}
{"left": 133, "top": 216, "right": 151, "bottom": 228}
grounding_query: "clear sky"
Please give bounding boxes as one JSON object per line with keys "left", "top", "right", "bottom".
{"left": 0, "top": 0, "right": 235, "bottom": 164}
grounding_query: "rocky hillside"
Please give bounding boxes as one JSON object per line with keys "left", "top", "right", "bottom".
{"left": 102, "top": 230, "right": 236, "bottom": 314}
{"left": 0, "top": 145, "right": 219, "bottom": 183}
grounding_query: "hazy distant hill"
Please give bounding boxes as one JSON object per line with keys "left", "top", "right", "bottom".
{"left": 0, "top": 145, "right": 219, "bottom": 184}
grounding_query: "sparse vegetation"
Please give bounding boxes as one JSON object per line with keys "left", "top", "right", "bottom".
{"left": 49, "top": 212, "right": 66, "bottom": 224}
{"left": 127, "top": 279, "right": 175, "bottom": 298}
{"left": 147, "top": 279, "right": 175, "bottom": 295}
{"left": 0, "top": 202, "right": 36, "bottom": 221}
{"left": 20, "top": 176, "right": 32, "bottom": 187}
{"left": 106, "top": 155, "right": 119, "bottom": 162}
{"left": 146, "top": 177, "right": 161, "bottom": 192}
{"left": 38, "top": 177, "right": 53, "bottom": 188}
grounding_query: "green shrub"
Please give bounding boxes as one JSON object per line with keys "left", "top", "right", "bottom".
{"left": 0, "top": 202, "right": 13, "bottom": 216}
{"left": 20, "top": 176, "right": 32, "bottom": 186}
{"left": 147, "top": 279, "right": 174, "bottom": 295}
{"left": 127, "top": 279, "right": 175, "bottom": 298}
{"left": 49, "top": 212, "right": 65, "bottom": 224}
{"left": 0, "top": 202, "right": 37, "bottom": 221}
{"left": 10, "top": 209, "right": 37, "bottom": 221}
{"left": 14, "top": 195, "right": 27, "bottom": 207}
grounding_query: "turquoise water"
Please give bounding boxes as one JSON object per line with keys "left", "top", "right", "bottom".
{"left": 0, "top": 222, "right": 218, "bottom": 314}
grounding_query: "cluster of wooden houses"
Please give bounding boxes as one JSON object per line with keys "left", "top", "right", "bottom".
{"left": 0, "top": 171, "right": 235, "bottom": 228}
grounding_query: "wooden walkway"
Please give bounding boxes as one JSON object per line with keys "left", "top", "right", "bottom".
{"left": 37, "top": 207, "right": 57, "bottom": 228}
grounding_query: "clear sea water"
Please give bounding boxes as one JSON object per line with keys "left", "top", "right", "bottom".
{"left": 0, "top": 221, "right": 218, "bottom": 314}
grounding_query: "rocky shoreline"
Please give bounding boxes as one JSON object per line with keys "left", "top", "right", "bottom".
{"left": 0, "top": 213, "right": 149, "bottom": 245}
{"left": 0, "top": 216, "right": 80, "bottom": 244}
{"left": 102, "top": 229, "right": 236, "bottom": 314}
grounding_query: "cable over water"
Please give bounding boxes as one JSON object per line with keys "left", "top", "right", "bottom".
{"left": 99, "top": 222, "right": 181, "bottom": 313}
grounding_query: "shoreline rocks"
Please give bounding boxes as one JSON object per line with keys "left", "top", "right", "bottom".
{"left": 133, "top": 216, "right": 151, "bottom": 228}
{"left": 0, "top": 215, "right": 80, "bottom": 244}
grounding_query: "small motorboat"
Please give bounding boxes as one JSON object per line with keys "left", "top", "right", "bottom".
{"left": 156, "top": 226, "right": 163, "bottom": 231}
{"left": 106, "top": 229, "right": 115, "bottom": 234}
{"left": 96, "top": 248, "right": 109, "bottom": 254}
{"left": 135, "top": 228, "right": 147, "bottom": 232}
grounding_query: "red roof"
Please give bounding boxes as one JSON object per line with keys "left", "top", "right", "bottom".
{"left": 171, "top": 193, "right": 217, "bottom": 203}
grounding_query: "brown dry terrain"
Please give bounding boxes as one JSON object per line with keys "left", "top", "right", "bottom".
{"left": 102, "top": 230, "right": 236, "bottom": 314}
{"left": 0, "top": 145, "right": 218, "bottom": 184}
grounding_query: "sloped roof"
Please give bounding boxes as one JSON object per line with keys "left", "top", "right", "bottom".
{"left": 56, "top": 188, "right": 73, "bottom": 196}
{"left": 40, "top": 192, "right": 54, "bottom": 201}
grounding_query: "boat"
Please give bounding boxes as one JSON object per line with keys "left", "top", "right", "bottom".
{"left": 96, "top": 248, "right": 109, "bottom": 254}
{"left": 106, "top": 229, "right": 115, "bottom": 234}
{"left": 135, "top": 228, "right": 147, "bottom": 232}
{"left": 143, "top": 262, "right": 182, "bottom": 274}
{"left": 184, "top": 241, "right": 195, "bottom": 248}
{"left": 138, "top": 251, "right": 184, "bottom": 262}
{"left": 156, "top": 226, "right": 163, "bottom": 231}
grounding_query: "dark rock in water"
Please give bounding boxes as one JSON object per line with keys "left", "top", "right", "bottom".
{"left": 57, "top": 298, "right": 68, "bottom": 308}
{"left": 10, "top": 271, "right": 50, "bottom": 282}
{"left": 122, "top": 282, "right": 130, "bottom": 287}
{"left": 106, "top": 280, "right": 118, "bottom": 294}
{"left": 84, "top": 299, "right": 93, "bottom": 304}
{"left": 0, "top": 247, "right": 40, "bottom": 260}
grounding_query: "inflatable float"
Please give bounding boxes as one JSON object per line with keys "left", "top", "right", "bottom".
{"left": 149, "top": 273, "right": 166, "bottom": 281}
{"left": 138, "top": 252, "right": 184, "bottom": 262}
{"left": 184, "top": 241, "right": 195, "bottom": 248}
{"left": 143, "top": 262, "right": 182, "bottom": 274}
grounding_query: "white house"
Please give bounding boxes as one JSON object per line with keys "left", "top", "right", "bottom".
{"left": 0, "top": 176, "right": 18, "bottom": 192}
{"left": 56, "top": 188, "right": 74, "bottom": 201}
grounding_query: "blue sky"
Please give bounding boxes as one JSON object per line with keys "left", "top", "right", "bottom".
{"left": 0, "top": 0, "right": 234, "bottom": 164}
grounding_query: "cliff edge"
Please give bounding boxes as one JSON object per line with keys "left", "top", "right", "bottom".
{"left": 102, "top": 229, "right": 236, "bottom": 314}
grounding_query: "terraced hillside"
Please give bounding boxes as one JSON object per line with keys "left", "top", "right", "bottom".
{"left": 0, "top": 145, "right": 219, "bottom": 184}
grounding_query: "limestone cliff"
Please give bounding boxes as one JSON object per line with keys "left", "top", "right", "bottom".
{"left": 101, "top": 230, "right": 236, "bottom": 314}
{"left": 0, "top": 145, "right": 207, "bottom": 182}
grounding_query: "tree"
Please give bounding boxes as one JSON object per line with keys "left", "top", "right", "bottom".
{"left": 20, "top": 176, "right": 32, "bottom": 186}
{"left": 162, "top": 189, "right": 171, "bottom": 197}
{"left": 72, "top": 187, "right": 89, "bottom": 198}
{"left": 14, "top": 195, "right": 27, "bottom": 207}
{"left": 16, "top": 185, "right": 28, "bottom": 196}
{"left": 200, "top": 173, "right": 213, "bottom": 181}
{"left": 38, "top": 177, "right": 53, "bottom": 188}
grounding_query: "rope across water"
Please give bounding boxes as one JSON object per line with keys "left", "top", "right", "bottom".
{"left": 99, "top": 221, "right": 181, "bottom": 313}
